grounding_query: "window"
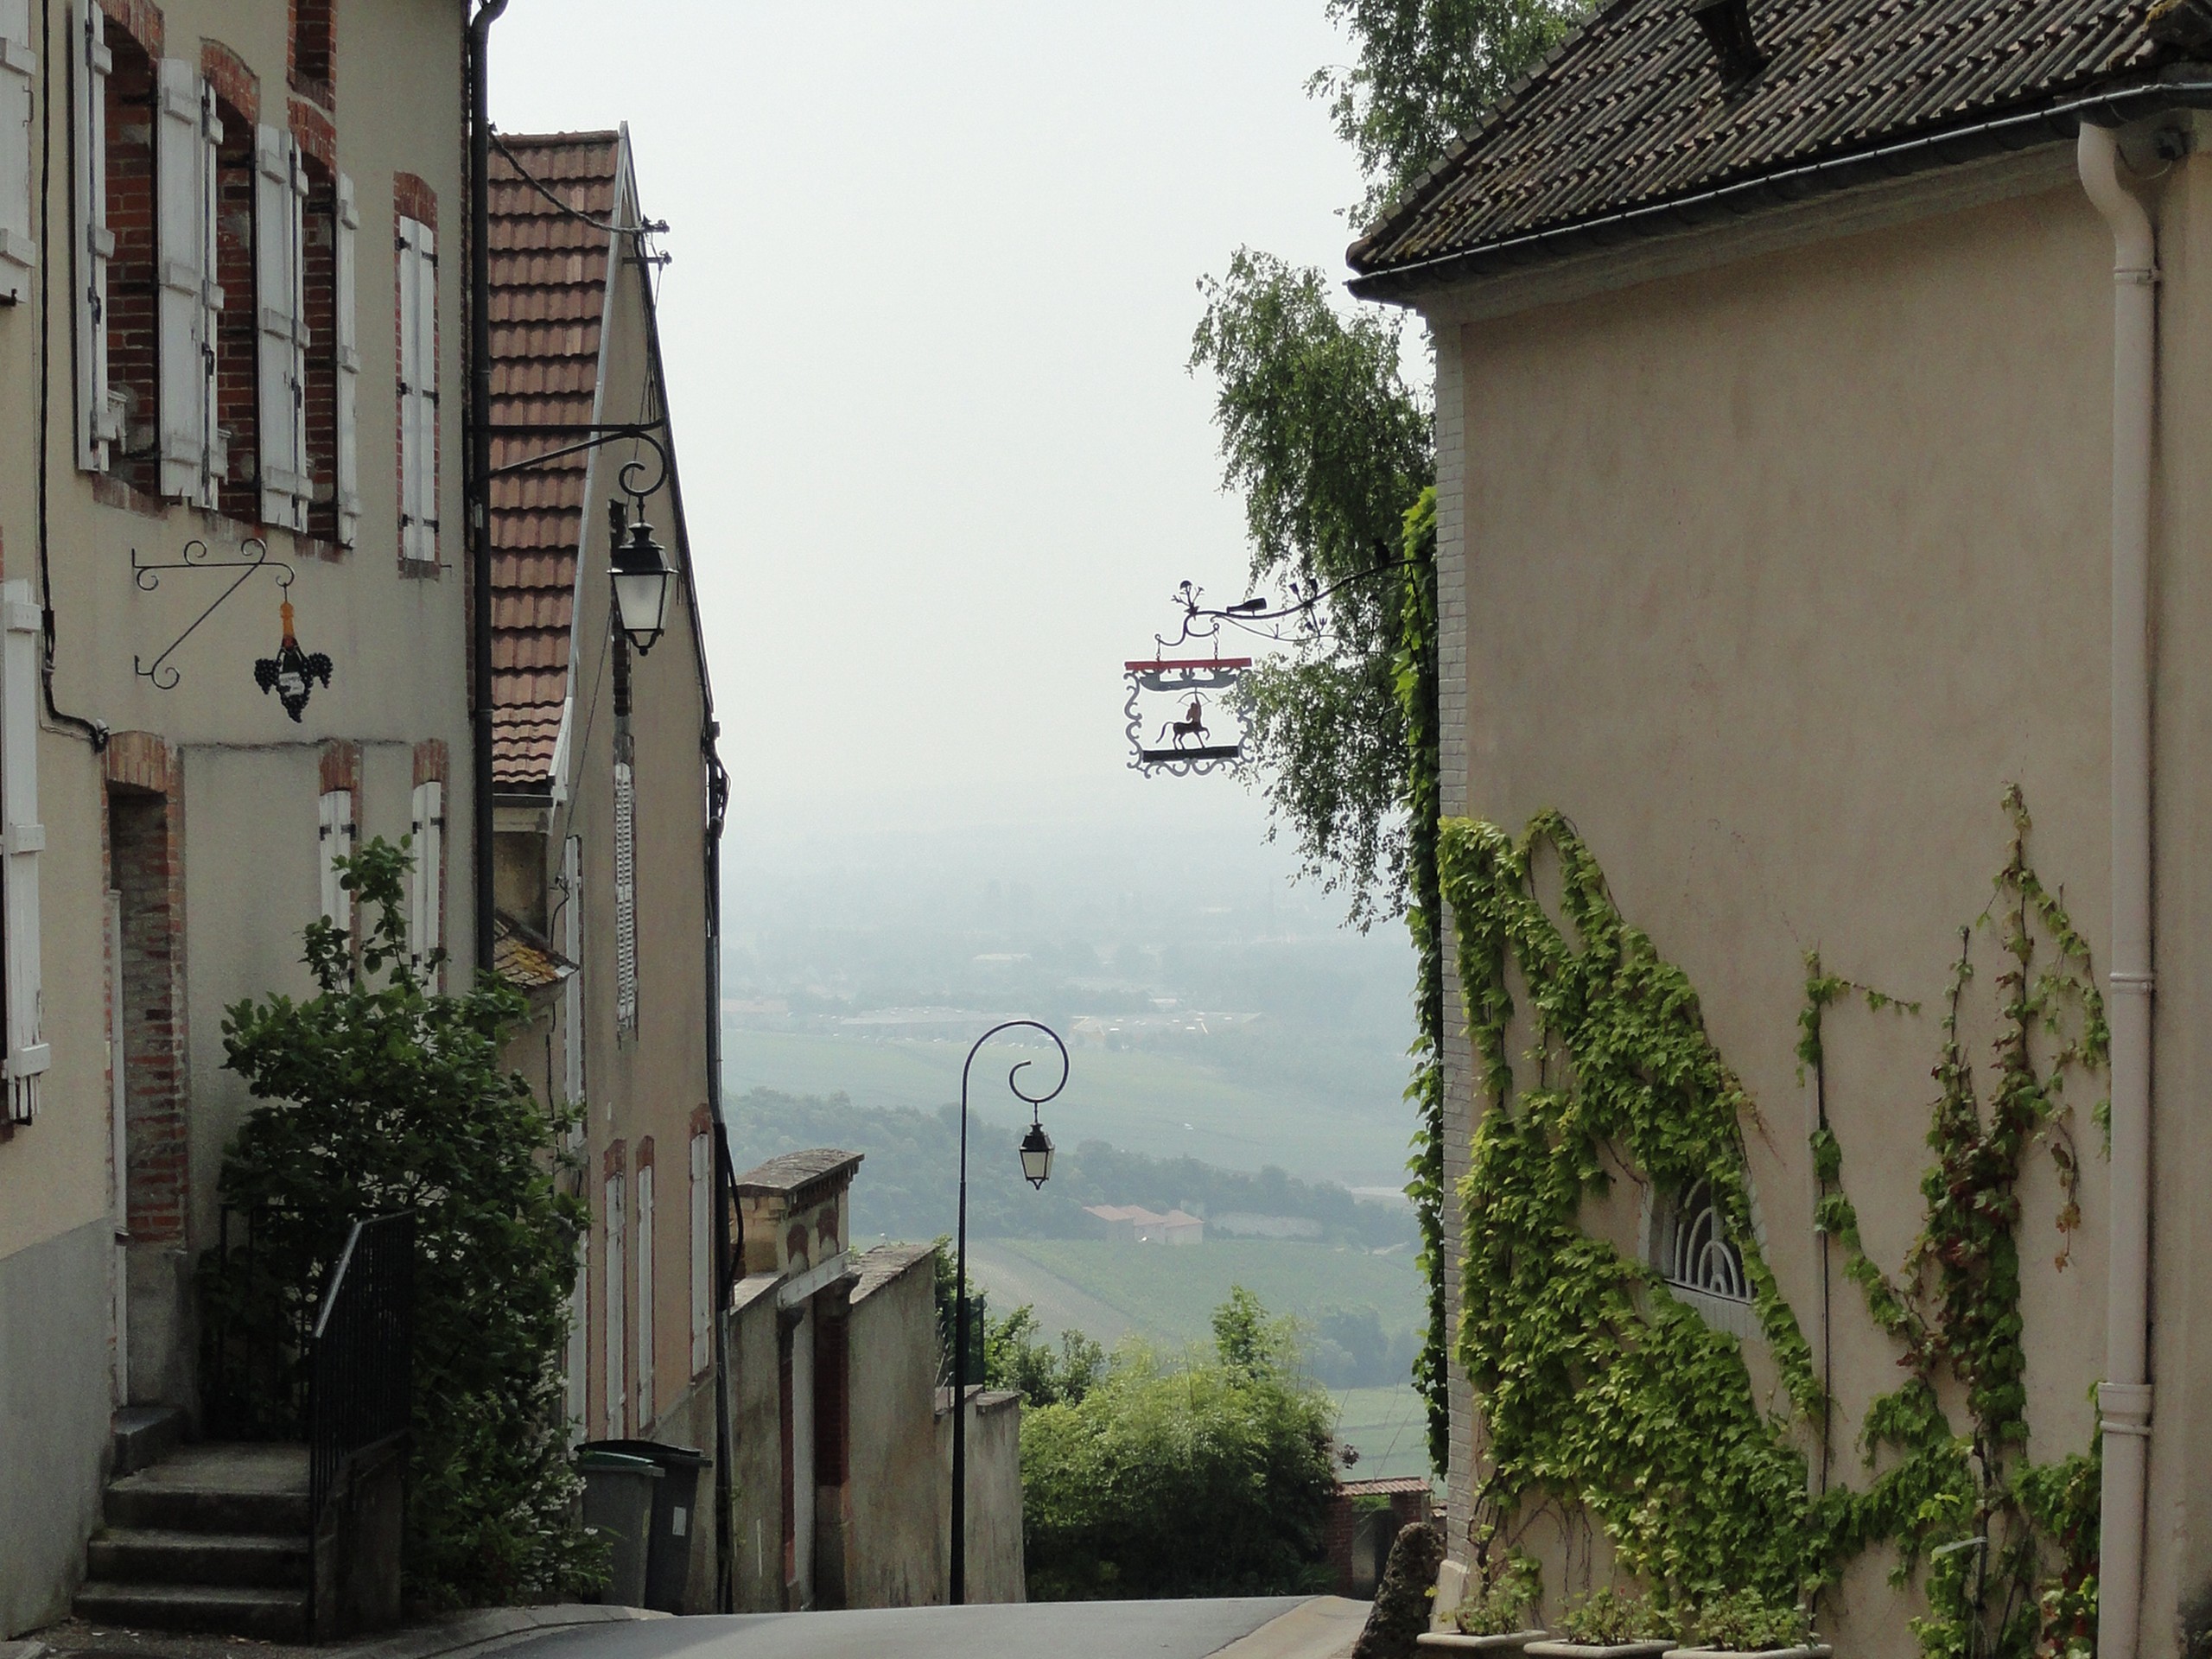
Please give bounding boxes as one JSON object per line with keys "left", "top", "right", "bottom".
{"left": 603, "top": 1168, "right": 626, "bottom": 1438}
{"left": 562, "top": 835, "right": 582, "bottom": 1111}
{"left": 690, "top": 1128, "right": 712, "bottom": 1376}
{"left": 317, "top": 786, "right": 353, "bottom": 930}
{"left": 636, "top": 1150, "right": 655, "bottom": 1428}
{"left": 613, "top": 761, "right": 637, "bottom": 1032}
{"left": 2, "top": 580, "right": 44, "bottom": 1124}
{"left": 1659, "top": 1179, "right": 1748, "bottom": 1300}
{"left": 0, "top": 0, "right": 32, "bottom": 303}
{"left": 154, "top": 60, "right": 221, "bottom": 506}
{"left": 408, "top": 779, "right": 442, "bottom": 976}
{"left": 396, "top": 215, "right": 436, "bottom": 562}
{"left": 329, "top": 172, "right": 359, "bottom": 544}
{"left": 209, "top": 92, "right": 255, "bottom": 519}
{"left": 98, "top": 25, "right": 155, "bottom": 492}
{"left": 70, "top": 4, "right": 114, "bottom": 469}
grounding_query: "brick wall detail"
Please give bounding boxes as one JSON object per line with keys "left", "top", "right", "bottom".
{"left": 288, "top": 0, "right": 334, "bottom": 110}
{"left": 106, "top": 734, "right": 188, "bottom": 1248}
{"left": 96, "top": 0, "right": 162, "bottom": 54}
{"left": 103, "top": 30, "right": 157, "bottom": 494}
{"left": 211, "top": 92, "right": 257, "bottom": 522}
{"left": 199, "top": 41, "right": 257, "bottom": 125}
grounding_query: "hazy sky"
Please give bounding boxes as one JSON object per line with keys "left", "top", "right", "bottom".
{"left": 492, "top": 3, "right": 1381, "bottom": 857}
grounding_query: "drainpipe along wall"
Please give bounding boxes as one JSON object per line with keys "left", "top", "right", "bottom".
{"left": 2076, "top": 118, "right": 2157, "bottom": 1659}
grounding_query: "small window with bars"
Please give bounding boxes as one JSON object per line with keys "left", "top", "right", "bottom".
{"left": 1652, "top": 1178, "right": 1756, "bottom": 1338}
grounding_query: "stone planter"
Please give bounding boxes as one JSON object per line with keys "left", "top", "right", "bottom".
{"left": 1528, "top": 1642, "right": 1675, "bottom": 1659}
{"left": 1663, "top": 1645, "right": 1832, "bottom": 1659}
{"left": 1419, "top": 1630, "right": 1551, "bottom": 1653}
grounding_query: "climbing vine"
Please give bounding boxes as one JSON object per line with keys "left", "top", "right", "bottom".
{"left": 1807, "top": 787, "right": 2105, "bottom": 1659}
{"left": 1441, "top": 789, "right": 2107, "bottom": 1650}
{"left": 1440, "top": 810, "right": 1823, "bottom": 1611}
{"left": 1396, "top": 486, "right": 1447, "bottom": 1476}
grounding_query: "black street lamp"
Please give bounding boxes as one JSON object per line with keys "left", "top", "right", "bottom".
{"left": 609, "top": 510, "right": 675, "bottom": 656}
{"left": 950, "top": 1019, "right": 1068, "bottom": 1605}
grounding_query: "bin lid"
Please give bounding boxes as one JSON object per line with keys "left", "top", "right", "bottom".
{"left": 577, "top": 1449, "right": 663, "bottom": 1475}
{"left": 586, "top": 1437, "right": 711, "bottom": 1470}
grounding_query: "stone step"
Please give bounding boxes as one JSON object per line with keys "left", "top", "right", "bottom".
{"left": 71, "top": 1581, "right": 308, "bottom": 1642}
{"left": 86, "top": 1528, "right": 309, "bottom": 1590}
{"left": 105, "top": 1444, "right": 310, "bottom": 1535}
{"left": 110, "top": 1407, "right": 188, "bottom": 1477}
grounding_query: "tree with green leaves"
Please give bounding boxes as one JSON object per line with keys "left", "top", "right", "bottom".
{"left": 1020, "top": 1288, "right": 1338, "bottom": 1600}
{"left": 203, "top": 838, "right": 601, "bottom": 1606}
{"left": 1188, "top": 0, "right": 1587, "bottom": 1475}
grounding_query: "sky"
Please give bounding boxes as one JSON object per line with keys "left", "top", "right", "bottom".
{"left": 491, "top": 3, "right": 1384, "bottom": 861}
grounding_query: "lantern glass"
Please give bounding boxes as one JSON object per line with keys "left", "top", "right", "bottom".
{"left": 610, "top": 521, "right": 674, "bottom": 654}
{"left": 1019, "top": 1123, "right": 1053, "bottom": 1189}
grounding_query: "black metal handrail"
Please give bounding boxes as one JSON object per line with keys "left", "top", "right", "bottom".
{"left": 308, "top": 1213, "right": 416, "bottom": 1529}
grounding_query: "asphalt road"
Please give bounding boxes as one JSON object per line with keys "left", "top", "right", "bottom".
{"left": 476, "top": 1598, "right": 1352, "bottom": 1659}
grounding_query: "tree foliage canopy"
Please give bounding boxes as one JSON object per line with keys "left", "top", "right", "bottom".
{"left": 1021, "top": 1288, "right": 1339, "bottom": 1600}
{"left": 1314, "top": 0, "right": 1592, "bottom": 226}
{"left": 206, "top": 838, "right": 599, "bottom": 1606}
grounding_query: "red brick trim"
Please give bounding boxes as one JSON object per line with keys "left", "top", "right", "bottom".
{"left": 637, "top": 1135, "right": 655, "bottom": 1176}
{"left": 318, "top": 737, "right": 360, "bottom": 798}
{"left": 288, "top": 97, "right": 335, "bottom": 171}
{"left": 392, "top": 174, "right": 436, "bottom": 231}
{"left": 97, "top": 0, "right": 162, "bottom": 54}
{"left": 412, "top": 738, "right": 449, "bottom": 787}
{"left": 105, "top": 734, "right": 188, "bottom": 1248}
{"left": 690, "top": 1103, "right": 713, "bottom": 1139}
{"left": 604, "top": 1138, "right": 627, "bottom": 1183}
{"left": 91, "top": 474, "right": 168, "bottom": 519}
{"left": 199, "top": 41, "right": 258, "bottom": 126}
{"left": 288, "top": 0, "right": 335, "bottom": 112}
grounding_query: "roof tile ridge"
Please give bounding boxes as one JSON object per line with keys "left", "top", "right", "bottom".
{"left": 1348, "top": 0, "right": 1656, "bottom": 270}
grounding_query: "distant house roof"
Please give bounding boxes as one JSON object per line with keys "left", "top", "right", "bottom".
{"left": 1347, "top": 0, "right": 2177, "bottom": 296}
{"left": 487, "top": 130, "right": 623, "bottom": 789}
{"left": 734, "top": 1148, "right": 864, "bottom": 1203}
{"left": 1336, "top": 1477, "right": 1436, "bottom": 1497}
{"left": 1084, "top": 1204, "right": 1205, "bottom": 1230}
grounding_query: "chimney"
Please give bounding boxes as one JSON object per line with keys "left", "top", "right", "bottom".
{"left": 1690, "top": 0, "right": 1769, "bottom": 86}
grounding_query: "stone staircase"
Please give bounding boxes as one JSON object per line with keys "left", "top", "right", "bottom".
{"left": 73, "top": 1410, "right": 312, "bottom": 1640}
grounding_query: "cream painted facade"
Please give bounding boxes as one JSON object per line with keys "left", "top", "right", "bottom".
{"left": 0, "top": 0, "right": 470, "bottom": 1629}
{"left": 1400, "top": 118, "right": 2212, "bottom": 1658}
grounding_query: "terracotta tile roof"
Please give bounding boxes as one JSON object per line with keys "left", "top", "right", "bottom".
{"left": 493, "top": 910, "right": 578, "bottom": 993}
{"left": 488, "top": 130, "right": 621, "bottom": 788}
{"left": 1347, "top": 0, "right": 2174, "bottom": 291}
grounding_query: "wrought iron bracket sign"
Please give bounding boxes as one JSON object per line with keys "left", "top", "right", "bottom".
{"left": 131, "top": 537, "right": 300, "bottom": 694}
{"left": 1124, "top": 656, "right": 1250, "bottom": 776}
{"left": 487, "top": 418, "right": 671, "bottom": 512}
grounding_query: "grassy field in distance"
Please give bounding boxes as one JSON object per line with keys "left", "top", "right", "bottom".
{"left": 723, "top": 1027, "right": 1413, "bottom": 1189}
{"left": 1331, "top": 1386, "right": 1433, "bottom": 1483}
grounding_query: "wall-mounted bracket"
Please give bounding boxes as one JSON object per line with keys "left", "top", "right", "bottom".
{"left": 487, "top": 419, "right": 671, "bottom": 513}
{"left": 130, "top": 537, "right": 296, "bottom": 691}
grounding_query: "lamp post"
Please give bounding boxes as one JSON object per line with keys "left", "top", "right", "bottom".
{"left": 950, "top": 1019, "right": 1067, "bottom": 1605}
{"left": 609, "top": 504, "right": 675, "bottom": 656}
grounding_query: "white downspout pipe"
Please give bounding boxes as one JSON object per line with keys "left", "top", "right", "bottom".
{"left": 2077, "top": 118, "right": 2157, "bottom": 1659}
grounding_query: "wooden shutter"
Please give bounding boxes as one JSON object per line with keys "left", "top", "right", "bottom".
{"left": 334, "top": 174, "right": 359, "bottom": 547}
{"left": 155, "top": 61, "right": 218, "bottom": 505}
{"left": 397, "top": 217, "right": 436, "bottom": 563}
{"left": 255, "top": 125, "right": 308, "bottom": 529}
{"left": 2, "top": 581, "right": 46, "bottom": 1124}
{"left": 690, "top": 1130, "right": 712, "bottom": 1376}
{"left": 636, "top": 1160, "right": 655, "bottom": 1426}
{"left": 0, "top": 0, "right": 34, "bottom": 303}
{"left": 408, "top": 779, "right": 442, "bottom": 976}
{"left": 317, "top": 787, "right": 353, "bottom": 930}
{"left": 604, "top": 1172, "right": 626, "bottom": 1437}
{"left": 613, "top": 760, "right": 637, "bottom": 1032}
{"left": 70, "top": 3, "right": 111, "bottom": 471}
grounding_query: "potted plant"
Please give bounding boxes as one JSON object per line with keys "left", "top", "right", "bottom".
{"left": 1527, "top": 1588, "right": 1677, "bottom": 1659}
{"left": 1663, "top": 1592, "right": 1830, "bottom": 1659}
{"left": 1419, "top": 1554, "right": 1548, "bottom": 1652}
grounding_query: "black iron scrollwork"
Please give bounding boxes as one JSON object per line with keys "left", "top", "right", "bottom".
{"left": 488, "top": 420, "right": 671, "bottom": 507}
{"left": 131, "top": 538, "right": 296, "bottom": 691}
{"left": 1152, "top": 555, "right": 1416, "bottom": 655}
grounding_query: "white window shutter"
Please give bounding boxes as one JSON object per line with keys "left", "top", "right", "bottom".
{"left": 255, "top": 126, "right": 308, "bottom": 530}
{"left": 613, "top": 761, "right": 637, "bottom": 1032}
{"left": 562, "top": 834, "right": 582, "bottom": 1116}
{"left": 690, "top": 1129, "right": 711, "bottom": 1376}
{"left": 334, "top": 174, "right": 359, "bottom": 547}
{"left": 636, "top": 1160, "right": 655, "bottom": 1427}
{"left": 70, "top": 3, "right": 111, "bottom": 471}
{"left": 1, "top": 582, "right": 46, "bottom": 1125}
{"left": 0, "top": 0, "right": 35, "bottom": 304}
{"left": 408, "top": 780, "right": 442, "bottom": 975}
{"left": 566, "top": 1235, "right": 588, "bottom": 1433}
{"left": 318, "top": 787, "right": 353, "bottom": 930}
{"left": 397, "top": 218, "right": 436, "bottom": 563}
{"left": 604, "top": 1172, "right": 626, "bottom": 1438}
{"left": 154, "top": 60, "right": 213, "bottom": 504}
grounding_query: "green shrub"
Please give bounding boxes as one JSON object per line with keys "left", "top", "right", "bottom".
{"left": 1687, "top": 1592, "right": 1811, "bottom": 1652}
{"left": 1558, "top": 1588, "right": 1673, "bottom": 1646}
{"left": 1020, "top": 1287, "right": 1337, "bottom": 1599}
{"left": 1454, "top": 1553, "right": 1541, "bottom": 1636}
{"left": 203, "top": 837, "right": 601, "bottom": 1607}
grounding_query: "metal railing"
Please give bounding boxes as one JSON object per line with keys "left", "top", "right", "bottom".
{"left": 203, "top": 1204, "right": 315, "bottom": 1440}
{"left": 308, "top": 1213, "right": 416, "bottom": 1529}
